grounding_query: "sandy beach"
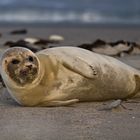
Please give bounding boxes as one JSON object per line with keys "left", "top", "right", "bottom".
{"left": 0, "top": 25, "right": 140, "bottom": 140}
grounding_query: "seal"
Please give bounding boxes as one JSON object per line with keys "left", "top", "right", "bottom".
{"left": 0, "top": 46, "right": 140, "bottom": 107}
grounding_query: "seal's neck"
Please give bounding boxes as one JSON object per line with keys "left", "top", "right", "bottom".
{"left": 37, "top": 54, "right": 59, "bottom": 88}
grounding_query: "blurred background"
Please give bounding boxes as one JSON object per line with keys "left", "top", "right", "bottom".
{"left": 0, "top": 0, "right": 140, "bottom": 26}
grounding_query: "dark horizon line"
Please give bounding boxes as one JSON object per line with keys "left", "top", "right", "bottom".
{"left": 0, "top": 22, "right": 140, "bottom": 28}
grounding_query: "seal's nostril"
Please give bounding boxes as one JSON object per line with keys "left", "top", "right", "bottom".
{"left": 26, "top": 65, "right": 32, "bottom": 69}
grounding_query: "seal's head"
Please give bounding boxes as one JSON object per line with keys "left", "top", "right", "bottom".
{"left": 0, "top": 47, "right": 40, "bottom": 87}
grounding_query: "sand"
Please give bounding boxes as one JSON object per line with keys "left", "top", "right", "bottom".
{"left": 0, "top": 25, "right": 140, "bottom": 140}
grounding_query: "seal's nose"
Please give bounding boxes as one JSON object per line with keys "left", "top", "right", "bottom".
{"left": 26, "top": 64, "right": 32, "bottom": 70}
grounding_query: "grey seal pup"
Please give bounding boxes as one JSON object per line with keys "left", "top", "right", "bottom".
{"left": 0, "top": 46, "right": 140, "bottom": 107}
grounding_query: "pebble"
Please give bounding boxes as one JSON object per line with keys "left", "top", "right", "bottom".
{"left": 24, "top": 38, "right": 39, "bottom": 44}
{"left": 97, "top": 99, "right": 122, "bottom": 111}
{"left": 49, "top": 35, "right": 64, "bottom": 42}
{"left": 10, "top": 29, "right": 27, "bottom": 35}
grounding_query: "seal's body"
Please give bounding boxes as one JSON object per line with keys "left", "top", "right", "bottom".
{"left": 1, "top": 47, "right": 140, "bottom": 107}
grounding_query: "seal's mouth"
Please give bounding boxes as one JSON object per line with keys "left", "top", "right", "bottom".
{"left": 17, "top": 65, "right": 38, "bottom": 85}
{"left": 19, "top": 65, "right": 37, "bottom": 77}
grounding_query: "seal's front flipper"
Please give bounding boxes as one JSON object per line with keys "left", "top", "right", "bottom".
{"left": 37, "top": 52, "right": 98, "bottom": 79}
{"left": 37, "top": 99, "right": 79, "bottom": 107}
{"left": 62, "top": 56, "right": 98, "bottom": 79}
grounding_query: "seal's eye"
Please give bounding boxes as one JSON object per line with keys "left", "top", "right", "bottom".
{"left": 28, "top": 56, "right": 34, "bottom": 62}
{"left": 11, "top": 59, "right": 20, "bottom": 64}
